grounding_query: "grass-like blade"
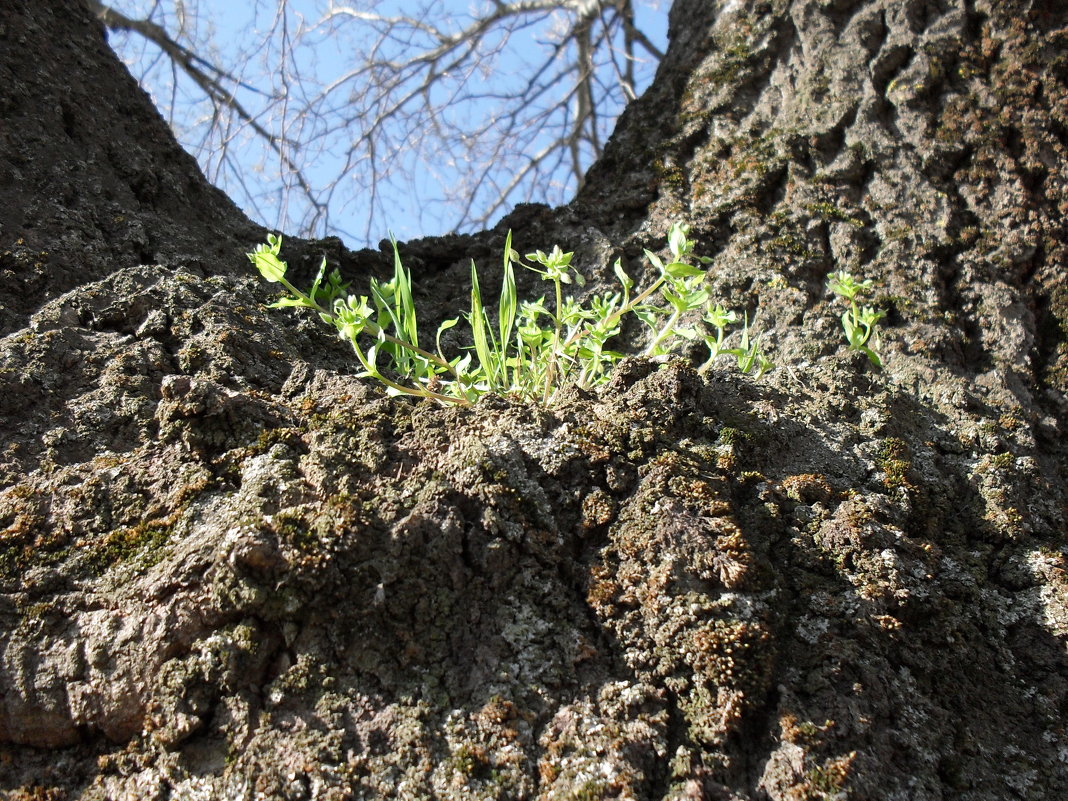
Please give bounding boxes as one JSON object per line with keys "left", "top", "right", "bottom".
{"left": 499, "top": 231, "right": 517, "bottom": 386}
{"left": 392, "top": 237, "right": 419, "bottom": 349}
{"left": 469, "top": 260, "right": 495, "bottom": 386}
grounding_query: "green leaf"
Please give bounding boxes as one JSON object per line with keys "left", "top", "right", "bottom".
{"left": 705, "top": 304, "right": 736, "bottom": 329}
{"left": 634, "top": 306, "right": 661, "bottom": 328}
{"left": 499, "top": 231, "right": 517, "bottom": 356}
{"left": 861, "top": 346, "right": 883, "bottom": 368}
{"left": 326, "top": 268, "right": 348, "bottom": 299}
{"left": 858, "top": 305, "right": 886, "bottom": 326}
{"left": 668, "top": 222, "right": 690, "bottom": 261}
{"left": 613, "top": 259, "right": 634, "bottom": 294}
{"left": 841, "top": 311, "right": 859, "bottom": 342}
{"left": 392, "top": 237, "right": 419, "bottom": 348}
{"left": 469, "top": 260, "right": 495, "bottom": 383}
{"left": 663, "top": 289, "right": 687, "bottom": 312}
{"left": 454, "top": 353, "right": 473, "bottom": 374}
{"left": 308, "top": 255, "right": 327, "bottom": 303}
{"left": 663, "top": 261, "right": 705, "bottom": 279}
{"left": 686, "top": 289, "right": 710, "bottom": 309}
{"left": 248, "top": 239, "right": 288, "bottom": 283}
{"left": 519, "top": 322, "right": 545, "bottom": 346}
{"left": 436, "top": 316, "right": 459, "bottom": 343}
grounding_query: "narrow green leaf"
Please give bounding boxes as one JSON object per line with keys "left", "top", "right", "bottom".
{"left": 613, "top": 259, "right": 633, "bottom": 297}
{"left": 469, "top": 260, "right": 495, "bottom": 383}
{"left": 754, "top": 354, "right": 774, "bottom": 378}
{"left": 862, "top": 346, "right": 883, "bottom": 368}
{"left": 392, "top": 237, "right": 419, "bottom": 348}
{"left": 436, "top": 316, "right": 459, "bottom": 363}
{"left": 499, "top": 231, "right": 517, "bottom": 369}
{"left": 308, "top": 256, "right": 327, "bottom": 303}
{"left": 841, "top": 311, "right": 857, "bottom": 341}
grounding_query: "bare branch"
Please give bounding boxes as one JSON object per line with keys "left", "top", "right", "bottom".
{"left": 97, "top": 0, "right": 664, "bottom": 242}
{"left": 92, "top": 0, "right": 328, "bottom": 230}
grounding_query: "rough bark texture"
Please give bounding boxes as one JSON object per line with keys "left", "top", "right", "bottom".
{"left": 2, "top": 0, "right": 1067, "bottom": 799}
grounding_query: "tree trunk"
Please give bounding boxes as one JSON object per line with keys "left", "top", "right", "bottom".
{"left": 1, "top": 0, "right": 1065, "bottom": 799}
{"left": 0, "top": 1, "right": 268, "bottom": 337}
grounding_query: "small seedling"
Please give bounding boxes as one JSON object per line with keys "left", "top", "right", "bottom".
{"left": 697, "top": 306, "right": 772, "bottom": 378}
{"left": 249, "top": 224, "right": 772, "bottom": 406}
{"left": 827, "top": 270, "right": 886, "bottom": 367}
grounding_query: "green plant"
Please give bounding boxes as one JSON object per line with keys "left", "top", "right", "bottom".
{"left": 827, "top": 270, "right": 886, "bottom": 367}
{"left": 250, "top": 233, "right": 460, "bottom": 404}
{"left": 248, "top": 225, "right": 771, "bottom": 406}
{"left": 697, "top": 306, "right": 773, "bottom": 377}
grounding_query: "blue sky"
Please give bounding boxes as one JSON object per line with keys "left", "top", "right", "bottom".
{"left": 104, "top": 1, "right": 669, "bottom": 246}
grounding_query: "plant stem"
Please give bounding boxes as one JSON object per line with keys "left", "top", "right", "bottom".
{"left": 557, "top": 273, "right": 667, "bottom": 356}
{"left": 543, "top": 277, "right": 565, "bottom": 403}
{"left": 644, "top": 308, "right": 681, "bottom": 356}
{"left": 351, "top": 346, "right": 471, "bottom": 406}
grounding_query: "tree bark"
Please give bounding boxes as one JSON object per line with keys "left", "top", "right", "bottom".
{"left": 0, "top": 0, "right": 261, "bottom": 336}
{"left": 1, "top": 0, "right": 1065, "bottom": 799}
